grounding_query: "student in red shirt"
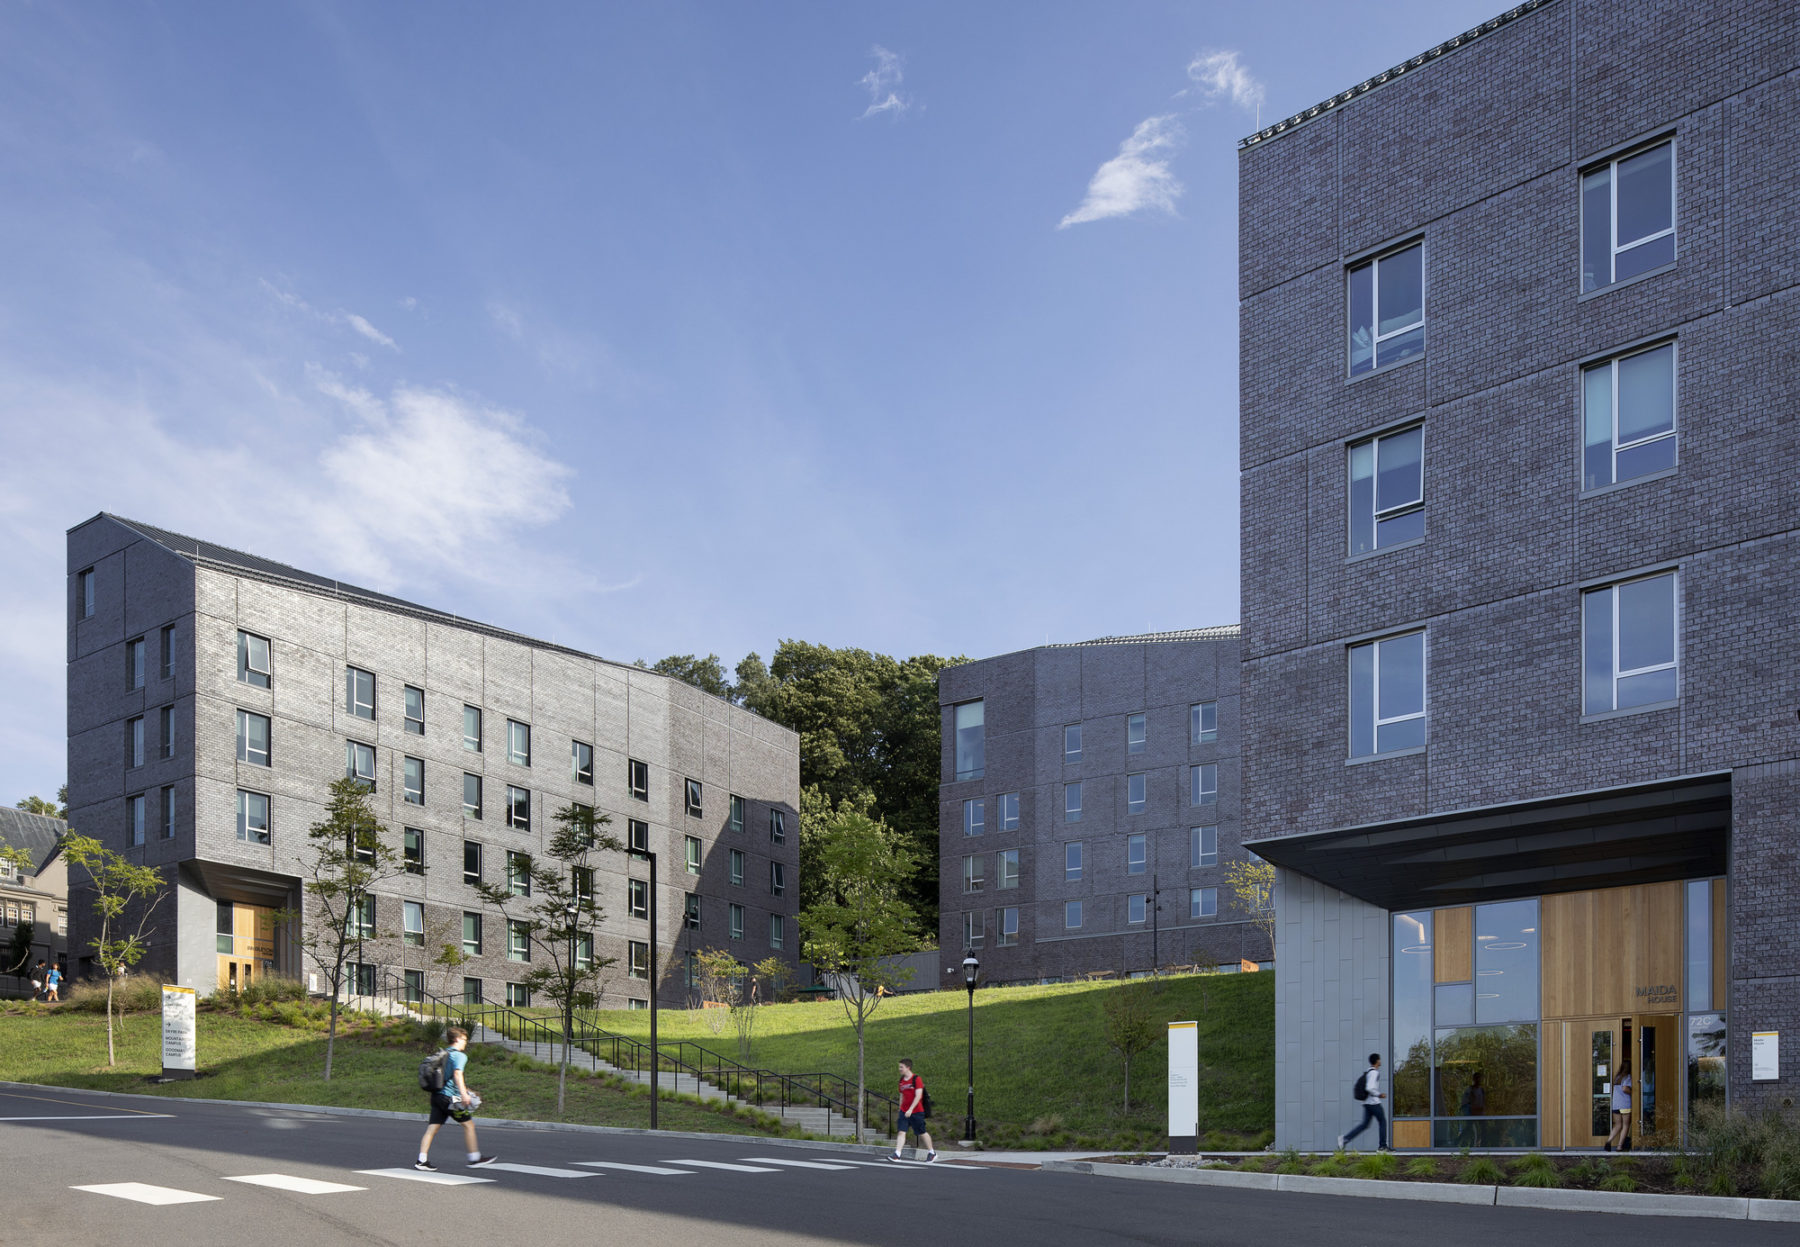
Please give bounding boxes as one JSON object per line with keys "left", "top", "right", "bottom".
{"left": 890, "top": 1058, "right": 937, "bottom": 1162}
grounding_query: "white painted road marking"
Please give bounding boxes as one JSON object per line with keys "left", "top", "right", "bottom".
{"left": 355, "top": 1168, "right": 494, "bottom": 1186}
{"left": 575, "top": 1162, "right": 695, "bottom": 1175}
{"left": 663, "top": 1159, "right": 783, "bottom": 1173}
{"left": 738, "top": 1157, "right": 861, "bottom": 1170}
{"left": 478, "top": 1163, "right": 597, "bottom": 1178}
{"left": 4, "top": 1114, "right": 176, "bottom": 1121}
{"left": 72, "top": 1182, "right": 221, "bottom": 1206}
{"left": 224, "top": 1174, "right": 366, "bottom": 1194}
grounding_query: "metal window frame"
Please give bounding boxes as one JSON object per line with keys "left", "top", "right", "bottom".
{"left": 1127, "top": 712, "right": 1147, "bottom": 754}
{"left": 346, "top": 666, "right": 375, "bottom": 719}
{"left": 463, "top": 773, "right": 483, "bottom": 819}
{"left": 1585, "top": 570, "right": 1680, "bottom": 713}
{"left": 1191, "top": 700, "right": 1218, "bottom": 744}
{"left": 963, "top": 798, "right": 984, "bottom": 836}
{"left": 998, "top": 848, "right": 1020, "bottom": 889}
{"left": 403, "top": 685, "right": 425, "bottom": 734}
{"left": 1348, "top": 240, "right": 1426, "bottom": 373}
{"left": 462, "top": 705, "right": 483, "bottom": 752}
{"left": 238, "top": 710, "right": 272, "bottom": 767}
{"left": 1191, "top": 763, "right": 1218, "bottom": 806}
{"left": 1127, "top": 773, "right": 1147, "bottom": 813}
{"left": 628, "top": 877, "right": 649, "bottom": 919}
{"left": 506, "top": 785, "right": 530, "bottom": 830}
{"left": 685, "top": 835, "right": 703, "bottom": 874}
{"left": 1349, "top": 423, "right": 1426, "bottom": 552}
{"left": 1065, "top": 841, "right": 1083, "bottom": 882}
{"left": 1191, "top": 824, "right": 1218, "bottom": 868}
{"left": 728, "top": 903, "right": 744, "bottom": 941}
{"left": 999, "top": 791, "right": 1020, "bottom": 831}
{"left": 1350, "top": 629, "right": 1429, "bottom": 758}
{"left": 963, "top": 853, "right": 985, "bottom": 894}
{"left": 1584, "top": 339, "right": 1678, "bottom": 487}
{"left": 729, "top": 848, "right": 744, "bottom": 885}
{"left": 1063, "top": 723, "right": 1082, "bottom": 761}
{"left": 1128, "top": 893, "right": 1149, "bottom": 925}
{"left": 1191, "top": 886, "right": 1217, "bottom": 919}
{"left": 1065, "top": 899, "right": 1082, "bottom": 930}
{"left": 403, "top": 756, "right": 425, "bottom": 805}
{"left": 507, "top": 719, "right": 531, "bottom": 767}
{"left": 1127, "top": 833, "right": 1148, "bottom": 874}
{"left": 238, "top": 789, "right": 271, "bottom": 844}
{"left": 1591, "top": 137, "right": 1677, "bottom": 285}
{"left": 572, "top": 740, "right": 594, "bottom": 785}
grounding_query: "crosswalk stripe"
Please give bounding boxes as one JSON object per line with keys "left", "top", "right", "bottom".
{"left": 355, "top": 1168, "right": 494, "bottom": 1186}
{"left": 72, "top": 1182, "right": 221, "bottom": 1206}
{"left": 738, "top": 1157, "right": 861, "bottom": 1170}
{"left": 224, "top": 1174, "right": 366, "bottom": 1194}
{"left": 574, "top": 1162, "right": 695, "bottom": 1175}
{"left": 477, "top": 1163, "right": 596, "bottom": 1178}
{"left": 663, "top": 1159, "right": 783, "bottom": 1173}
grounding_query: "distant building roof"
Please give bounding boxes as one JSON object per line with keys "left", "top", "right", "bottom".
{"left": 0, "top": 808, "right": 67, "bottom": 872}
{"left": 1047, "top": 626, "right": 1241, "bottom": 648}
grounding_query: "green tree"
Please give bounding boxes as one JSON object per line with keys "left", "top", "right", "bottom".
{"left": 643, "top": 654, "right": 733, "bottom": 700}
{"left": 1224, "top": 858, "right": 1277, "bottom": 962}
{"left": 4, "top": 920, "right": 34, "bottom": 977}
{"left": 62, "top": 834, "right": 168, "bottom": 1066}
{"left": 287, "top": 777, "right": 410, "bottom": 1080}
{"left": 474, "top": 803, "right": 622, "bottom": 1115}
{"left": 799, "top": 807, "right": 923, "bottom": 1142}
{"left": 1101, "top": 981, "right": 1162, "bottom": 1111}
{"left": 732, "top": 652, "right": 776, "bottom": 713}
{"left": 14, "top": 788, "right": 67, "bottom": 819}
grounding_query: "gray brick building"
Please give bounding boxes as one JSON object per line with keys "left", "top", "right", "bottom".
{"left": 937, "top": 630, "right": 1266, "bottom": 984}
{"left": 1239, "top": 0, "right": 1799, "bottom": 1149}
{"left": 65, "top": 514, "right": 800, "bottom": 1007}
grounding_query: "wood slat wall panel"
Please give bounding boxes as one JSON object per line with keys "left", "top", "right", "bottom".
{"left": 1392, "top": 1119, "right": 1432, "bottom": 1149}
{"left": 1435, "top": 906, "right": 1471, "bottom": 983}
{"left": 1541, "top": 1022, "right": 1564, "bottom": 1149}
{"left": 1542, "top": 882, "right": 1682, "bottom": 1018}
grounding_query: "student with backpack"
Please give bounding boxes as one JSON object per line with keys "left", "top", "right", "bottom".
{"left": 1337, "top": 1053, "right": 1388, "bottom": 1152}
{"left": 415, "top": 1027, "right": 497, "bottom": 1171}
{"left": 890, "top": 1058, "right": 937, "bottom": 1162}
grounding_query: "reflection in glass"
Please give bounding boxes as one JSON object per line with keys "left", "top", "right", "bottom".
{"left": 1687, "top": 1013, "right": 1726, "bottom": 1127}
{"left": 954, "top": 701, "right": 985, "bottom": 780}
{"left": 1435, "top": 981, "right": 1473, "bottom": 1029}
{"left": 1434, "top": 1024, "right": 1537, "bottom": 1123}
{"left": 1474, "top": 898, "right": 1538, "bottom": 1024}
{"left": 1393, "top": 911, "right": 1433, "bottom": 1117}
{"left": 1432, "top": 1117, "right": 1537, "bottom": 1148}
{"left": 1591, "top": 1027, "right": 1614, "bottom": 1137}
{"left": 1686, "top": 880, "right": 1712, "bottom": 1012}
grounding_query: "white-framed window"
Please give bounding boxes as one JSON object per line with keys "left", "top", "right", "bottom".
{"left": 997, "top": 848, "right": 1019, "bottom": 890}
{"left": 505, "top": 785, "right": 530, "bottom": 830}
{"left": 628, "top": 758, "right": 649, "bottom": 800}
{"left": 769, "top": 809, "right": 786, "bottom": 843}
{"left": 1191, "top": 825, "right": 1217, "bottom": 868}
{"left": 1063, "top": 723, "right": 1082, "bottom": 762}
{"left": 963, "top": 798, "right": 985, "bottom": 836}
{"left": 769, "top": 914, "right": 784, "bottom": 950}
{"left": 78, "top": 568, "right": 94, "bottom": 618}
{"left": 770, "top": 861, "right": 786, "bottom": 897}
{"left": 1127, "top": 713, "right": 1147, "bottom": 755}
{"left": 403, "top": 969, "right": 424, "bottom": 1005}
{"left": 507, "top": 919, "right": 530, "bottom": 962}
{"left": 506, "top": 850, "right": 532, "bottom": 897}
{"left": 997, "top": 906, "right": 1019, "bottom": 947}
{"left": 344, "top": 739, "right": 375, "bottom": 788}
{"left": 1582, "top": 341, "right": 1676, "bottom": 490}
{"left": 353, "top": 895, "right": 376, "bottom": 938}
{"left": 507, "top": 719, "right": 531, "bottom": 767}
{"left": 345, "top": 666, "right": 375, "bottom": 720}
{"left": 1191, "top": 886, "right": 1217, "bottom": 919}
{"left": 160, "top": 786, "right": 175, "bottom": 839}
{"left": 159, "top": 624, "right": 175, "bottom": 681}
{"left": 572, "top": 740, "right": 594, "bottom": 786}
{"left": 685, "top": 835, "right": 702, "bottom": 874}
{"left": 1127, "top": 833, "right": 1147, "bottom": 875}
{"left": 237, "top": 790, "right": 270, "bottom": 844}
{"left": 1349, "top": 424, "right": 1424, "bottom": 555}
{"left": 463, "top": 843, "right": 482, "bottom": 886}
{"left": 462, "top": 705, "right": 482, "bottom": 752}
{"left": 462, "top": 911, "right": 483, "bottom": 956}
{"left": 127, "top": 793, "right": 146, "bottom": 846}
{"left": 729, "top": 794, "right": 745, "bottom": 833}
{"left": 1190, "top": 763, "right": 1217, "bottom": 806}
{"left": 463, "top": 773, "right": 482, "bottom": 819}
{"left": 1582, "top": 138, "right": 1674, "bottom": 292}
{"left": 237, "top": 632, "right": 272, "bottom": 689}
{"left": 1064, "top": 782, "right": 1082, "bottom": 823}
{"left": 628, "top": 877, "right": 649, "bottom": 920}
{"left": 159, "top": 705, "right": 174, "bottom": 759}
{"left": 729, "top": 848, "right": 744, "bottom": 885}
{"left": 507, "top": 982, "right": 531, "bottom": 1007}
{"left": 685, "top": 892, "right": 701, "bottom": 930}
{"left": 1127, "top": 773, "right": 1146, "bottom": 815}
{"left": 999, "top": 792, "right": 1020, "bottom": 831}
{"left": 962, "top": 908, "right": 985, "bottom": 950}
{"left": 1190, "top": 701, "right": 1217, "bottom": 744}
{"left": 1128, "top": 893, "right": 1148, "bottom": 924}
{"left": 127, "top": 716, "right": 144, "bottom": 768}
{"left": 403, "top": 756, "right": 424, "bottom": 806}
{"left": 963, "top": 854, "right": 985, "bottom": 894}
{"left": 1348, "top": 241, "right": 1424, "bottom": 376}
{"left": 729, "top": 903, "right": 744, "bottom": 941}
{"left": 1583, "top": 571, "right": 1678, "bottom": 714}
{"left": 1065, "top": 841, "right": 1083, "bottom": 882}
{"left": 954, "top": 700, "right": 985, "bottom": 780}
{"left": 127, "top": 637, "right": 145, "bottom": 690}
{"left": 237, "top": 710, "right": 271, "bottom": 767}
{"left": 575, "top": 934, "right": 594, "bottom": 971}
{"left": 1065, "top": 900, "right": 1083, "bottom": 930}
{"left": 628, "top": 819, "right": 649, "bottom": 854}
{"left": 403, "top": 685, "right": 425, "bottom": 735}
{"left": 685, "top": 778, "right": 703, "bottom": 817}
{"left": 404, "top": 826, "right": 424, "bottom": 874}
{"left": 571, "top": 865, "right": 594, "bottom": 904}
{"left": 403, "top": 900, "right": 425, "bottom": 947}
{"left": 1349, "top": 630, "right": 1427, "bottom": 758}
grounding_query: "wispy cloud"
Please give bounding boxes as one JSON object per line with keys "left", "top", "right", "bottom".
{"left": 1184, "top": 49, "right": 1265, "bottom": 115}
{"left": 856, "top": 46, "right": 910, "bottom": 120}
{"left": 1058, "top": 115, "right": 1186, "bottom": 229}
{"left": 343, "top": 312, "right": 395, "bottom": 349}
{"left": 261, "top": 279, "right": 400, "bottom": 351}
{"left": 486, "top": 299, "right": 640, "bottom": 395}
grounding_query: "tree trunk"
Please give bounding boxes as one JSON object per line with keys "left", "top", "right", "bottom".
{"left": 106, "top": 976, "right": 116, "bottom": 1067}
{"left": 854, "top": 1007, "right": 866, "bottom": 1144}
{"left": 559, "top": 1003, "right": 571, "bottom": 1117}
{"left": 1122, "top": 1058, "right": 1130, "bottom": 1111}
{"left": 325, "top": 994, "right": 339, "bottom": 1080}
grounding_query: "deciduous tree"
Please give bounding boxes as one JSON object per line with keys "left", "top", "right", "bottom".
{"left": 1100, "top": 981, "right": 1161, "bottom": 1110}
{"left": 1224, "top": 858, "right": 1277, "bottom": 962}
{"left": 62, "top": 834, "right": 167, "bottom": 1066}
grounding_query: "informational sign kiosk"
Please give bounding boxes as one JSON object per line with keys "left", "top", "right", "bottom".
{"left": 161, "top": 984, "right": 197, "bottom": 1081}
{"left": 1168, "top": 1020, "right": 1198, "bottom": 1154}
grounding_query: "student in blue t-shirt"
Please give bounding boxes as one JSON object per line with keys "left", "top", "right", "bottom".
{"left": 415, "top": 1027, "right": 497, "bottom": 1171}
{"left": 45, "top": 965, "right": 62, "bottom": 1002}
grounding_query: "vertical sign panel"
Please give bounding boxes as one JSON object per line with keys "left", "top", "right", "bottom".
{"left": 1168, "top": 1020, "right": 1198, "bottom": 1153}
{"left": 162, "top": 984, "right": 197, "bottom": 1080}
{"left": 1752, "top": 1031, "right": 1779, "bottom": 1081}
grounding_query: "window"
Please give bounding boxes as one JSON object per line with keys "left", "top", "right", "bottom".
{"left": 1191, "top": 886, "right": 1217, "bottom": 919}
{"left": 345, "top": 666, "right": 375, "bottom": 720}
{"left": 127, "top": 794, "right": 145, "bottom": 846}
{"left": 160, "top": 786, "right": 175, "bottom": 840}
{"left": 1127, "top": 713, "right": 1147, "bottom": 754}
{"left": 1348, "top": 241, "right": 1424, "bottom": 376}
{"left": 1127, "top": 833, "right": 1147, "bottom": 875}
{"left": 1063, "top": 723, "right": 1082, "bottom": 762}
{"left": 506, "top": 982, "right": 531, "bottom": 1008}
{"left": 963, "top": 798, "right": 985, "bottom": 837}
{"left": 572, "top": 865, "right": 594, "bottom": 904}
{"left": 159, "top": 625, "right": 175, "bottom": 681}
{"left": 685, "top": 778, "right": 703, "bottom": 816}
{"left": 159, "top": 705, "right": 174, "bottom": 759}
{"left": 729, "top": 848, "right": 744, "bottom": 885}
{"left": 463, "top": 978, "right": 484, "bottom": 1004}
{"left": 403, "top": 686, "right": 425, "bottom": 735}
{"left": 999, "top": 792, "right": 1020, "bottom": 832}
{"left": 574, "top": 933, "right": 594, "bottom": 970}
{"left": 349, "top": 963, "right": 376, "bottom": 996}
{"left": 127, "top": 716, "right": 144, "bottom": 768}
{"left": 345, "top": 740, "right": 375, "bottom": 788}
{"left": 403, "top": 969, "right": 424, "bottom": 1004}
{"left": 463, "top": 773, "right": 483, "bottom": 819}
{"left": 1349, "top": 424, "right": 1424, "bottom": 554}
{"left": 963, "top": 854, "right": 985, "bottom": 894}
{"left": 1191, "top": 701, "right": 1217, "bottom": 744}
{"left": 1127, "top": 773, "right": 1146, "bottom": 815}
{"left": 997, "top": 848, "right": 1019, "bottom": 890}
{"left": 506, "top": 850, "right": 532, "bottom": 897}
{"left": 1583, "top": 571, "right": 1678, "bottom": 713}
{"left": 79, "top": 568, "right": 94, "bottom": 618}
{"left": 238, "top": 631, "right": 271, "bottom": 688}
{"left": 685, "top": 835, "right": 702, "bottom": 874}
{"left": 628, "top": 758, "right": 649, "bottom": 800}
{"left": 1128, "top": 893, "right": 1148, "bottom": 924}
{"left": 1190, "top": 764, "right": 1217, "bottom": 806}
{"left": 353, "top": 895, "right": 376, "bottom": 938}
{"left": 238, "top": 790, "right": 270, "bottom": 844}
{"left": 769, "top": 810, "right": 786, "bottom": 843}
{"left": 347, "top": 826, "right": 375, "bottom": 864}
{"left": 628, "top": 819, "right": 649, "bottom": 854}
{"left": 463, "top": 841, "right": 483, "bottom": 885}
{"left": 729, "top": 903, "right": 744, "bottom": 941}
{"left": 507, "top": 919, "right": 530, "bottom": 961}
{"left": 403, "top": 756, "right": 424, "bottom": 806}
{"left": 997, "top": 906, "right": 1019, "bottom": 947}
{"left": 1349, "top": 631, "right": 1427, "bottom": 758}
{"left": 237, "top": 710, "right": 271, "bottom": 767}
{"left": 1191, "top": 825, "right": 1217, "bottom": 868}
{"left": 506, "top": 785, "right": 530, "bottom": 831}
{"left": 1582, "top": 139, "right": 1674, "bottom": 292}
{"left": 462, "top": 705, "right": 482, "bottom": 752}
{"left": 1583, "top": 341, "right": 1676, "bottom": 490}
{"left": 729, "top": 794, "right": 745, "bottom": 833}
{"left": 506, "top": 720, "right": 531, "bottom": 767}
{"left": 1065, "top": 900, "right": 1083, "bottom": 930}
{"left": 769, "top": 862, "right": 786, "bottom": 897}
{"left": 1064, "top": 782, "right": 1082, "bottom": 822}
{"left": 403, "top": 901, "right": 424, "bottom": 947}
{"left": 685, "top": 892, "right": 701, "bottom": 930}
{"left": 769, "top": 914, "right": 784, "bottom": 950}
{"left": 628, "top": 877, "right": 649, "bottom": 920}
{"left": 404, "top": 827, "right": 424, "bottom": 875}
{"left": 954, "top": 700, "right": 985, "bottom": 780}
{"left": 572, "top": 740, "right": 593, "bottom": 785}
{"left": 629, "top": 941, "right": 650, "bottom": 979}
{"left": 963, "top": 909, "right": 985, "bottom": 950}
{"left": 1065, "top": 841, "right": 1083, "bottom": 882}
{"left": 127, "top": 637, "right": 145, "bottom": 690}
{"left": 462, "top": 911, "right": 483, "bottom": 956}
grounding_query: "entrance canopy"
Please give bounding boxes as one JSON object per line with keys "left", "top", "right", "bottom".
{"left": 1249, "top": 772, "right": 1729, "bottom": 911}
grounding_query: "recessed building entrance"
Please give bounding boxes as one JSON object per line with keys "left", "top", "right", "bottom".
{"left": 216, "top": 900, "right": 278, "bottom": 993}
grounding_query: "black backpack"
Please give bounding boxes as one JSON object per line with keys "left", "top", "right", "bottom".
{"left": 921, "top": 1085, "right": 934, "bottom": 1117}
{"left": 1352, "top": 1070, "right": 1369, "bottom": 1102}
{"left": 419, "top": 1048, "right": 448, "bottom": 1092}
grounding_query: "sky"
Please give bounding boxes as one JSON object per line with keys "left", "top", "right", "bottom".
{"left": 0, "top": 0, "right": 1504, "bottom": 803}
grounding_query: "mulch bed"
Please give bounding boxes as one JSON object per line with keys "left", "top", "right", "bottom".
{"left": 1154, "top": 1152, "right": 1689, "bottom": 1195}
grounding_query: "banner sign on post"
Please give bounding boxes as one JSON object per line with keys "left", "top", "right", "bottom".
{"left": 1752, "top": 1031, "right": 1779, "bottom": 1081}
{"left": 1168, "top": 1020, "right": 1199, "bottom": 1154}
{"left": 161, "top": 984, "right": 197, "bottom": 1081}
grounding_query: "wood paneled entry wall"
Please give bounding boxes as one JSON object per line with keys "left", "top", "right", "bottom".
{"left": 216, "top": 901, "right": 278, "bottom": 993}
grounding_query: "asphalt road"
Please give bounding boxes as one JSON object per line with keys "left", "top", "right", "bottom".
{"left": 1, "top": 1085, "right": 1784, "bottom": 1246}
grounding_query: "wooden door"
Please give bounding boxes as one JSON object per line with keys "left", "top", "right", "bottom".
{"left": 1636, "top": 1014, "right": 1680, "bottom": 1146}
{"left": 1560, "top": 1018, "right": 1620, "bottom": 1148}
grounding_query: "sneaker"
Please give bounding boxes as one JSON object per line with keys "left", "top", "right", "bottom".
{"left": 469, "top": 1155, "right": 499, "bottom": 1167}
{"left": 888, "top": 1153, "right": 904, "bottom": 1162}
{"left": 925, "top": 1151, "right": 937, "bottom": 1163}
{"left": 1336, "top": 1135, "right": 1347, "bottom": 1150}
{"left": 412, "top": 1161, "right": 439, "bottom": 1172}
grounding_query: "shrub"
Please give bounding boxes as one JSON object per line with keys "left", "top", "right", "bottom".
{"left": 1026, "top": 1114, "right": 1065, "bottom": 1136}
{"left": 1677, "top": 1102, "right": 1800, "bottom": 1198}
{"left": 236, "top": 976, "right": 310, "bottom": 1007}
{"left": 1458, "top": 1157, "right": 1506, "bottom": 1185}
{"left": 1405, "top": 1156, "right": 1439, "bottom": 1179}
{"left": 1307, "top": 1156, "right": 1348, "bottom": 1178}
{"left": 64, "top": 974, "right": 164, "bottom": 1015}
{"left": 1512, "top": 1165, "right": 1562, "bottom": 1189}
{"left": 1510, "top": 1152, "right": 1554, "bottom": 1175}
{"left": 1597, "top": 1170, "right": 1638, "bottom": 1193}
{"left": 1274, "top": 1148, "right": 1306, "bottom": 1176}
{"left": 1352, "top": 1152, "right": 1398, "bottom": 1180}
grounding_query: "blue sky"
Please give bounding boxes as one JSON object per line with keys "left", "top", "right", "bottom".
{"left": 0, "top": 0, "right": 1502, "bottom": 802}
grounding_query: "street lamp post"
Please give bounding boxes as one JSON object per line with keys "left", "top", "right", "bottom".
{"left": 628, "top": 848, "right": 659, "bottom": 1131}
{"left": 962, "top": 955, "right": 980, "bottom": 1142}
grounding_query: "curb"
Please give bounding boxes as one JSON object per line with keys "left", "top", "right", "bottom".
{"left": 1041, "top": 1160, "right": 1800, "bottom": 1220}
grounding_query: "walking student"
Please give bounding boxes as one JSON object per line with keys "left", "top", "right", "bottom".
{"left": 1337, "top": 1053, "right": 1389, "bottom": 1152}
{"left": 1606, "top": 1059, "right": 1632, "bottom": 1152}
{"left": 890, "top": 1058, "right": 937, "bottom": 1162}
{"left": 416, "top": 1027, "right": 497, "bottom": 1171}
{"left": 45, "top": 963, "right": 61, "bottom": 1003}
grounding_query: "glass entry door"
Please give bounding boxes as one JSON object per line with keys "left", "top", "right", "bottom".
{"left": 1561, "top": 1016, "right": 1680, "bottom": 1148}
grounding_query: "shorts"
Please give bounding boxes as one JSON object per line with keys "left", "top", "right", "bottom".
{"left": 427, "top": 1092, "right": 473, "bottom": 1125}
{"left": 898, "top": 1111, "right": 928, "bottom": 1135}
